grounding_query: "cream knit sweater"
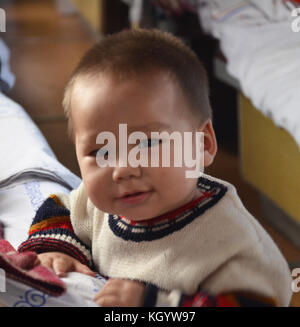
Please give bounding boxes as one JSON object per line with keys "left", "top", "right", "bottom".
{"left": 57, "top": 174, "right": 292, "bottom": 306}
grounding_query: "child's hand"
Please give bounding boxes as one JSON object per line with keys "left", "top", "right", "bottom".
{"left": 93, "top": 279, "right": 146, "bottom": 307}
{"left": 37, "top": 252, "right": 95, "bottom": 277}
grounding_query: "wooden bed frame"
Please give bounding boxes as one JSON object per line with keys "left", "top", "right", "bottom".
{"left": 239, "top": 94, "right": 300, "bottom": 249}
{"left": 214, "top": 55, "right": 300, "bottom": 250}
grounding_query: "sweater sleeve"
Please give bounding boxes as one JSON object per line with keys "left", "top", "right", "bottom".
{"left": 143, "top": 284, "right": 278, "bottom": 307}
{"left": 18, "top": 194, "right": 93, "bottom": 268}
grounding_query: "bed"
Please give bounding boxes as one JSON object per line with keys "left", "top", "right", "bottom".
{"left": 198, "top": 0, "right": 300, "bottom": 249}
{"left": 239, "top": 93, "right": 300, "bottom": 248}
{"left": 214, "top": 50, "right": 300, "bottom": 249}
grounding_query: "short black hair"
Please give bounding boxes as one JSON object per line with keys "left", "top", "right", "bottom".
{"left": 63, "top": 28, "right": 212, "bottom": 140}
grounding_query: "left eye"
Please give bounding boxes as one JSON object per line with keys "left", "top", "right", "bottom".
{"left": 88, "top": 149, "right": 108, "bottom": 158}
{"left": 88, "top": 150, "right": 98, "bottom": 157}
{"left": 139, "top": 138, "right": 162, "bottom": 149}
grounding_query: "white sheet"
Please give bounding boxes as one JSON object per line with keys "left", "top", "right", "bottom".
{"left": 198, "top": 0, "right": 300, "bottom": 148}
{"left": 0, "top": 272, "right": 106, "bottom": 307}
{"left": 0, "top": 92, "right": 81, "bottom": 190}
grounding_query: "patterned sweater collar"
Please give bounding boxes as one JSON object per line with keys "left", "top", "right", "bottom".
{"left": 108, "top": 176, "right": 227, "bottom": 242}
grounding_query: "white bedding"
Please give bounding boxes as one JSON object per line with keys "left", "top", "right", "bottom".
{"left": 0, "top": 90, "right": 107, "bottom": 306}
{"left": 0, "top": 38, "right": 15, "bottom": 91}
{"left": 0, "top": 92, "right": 81, "bottom": 190}
{"left": 197, "top": 0, "right": 300, "bottom": 148}
{"left": 1, "top": 272, "right": 106, "bottom": 307}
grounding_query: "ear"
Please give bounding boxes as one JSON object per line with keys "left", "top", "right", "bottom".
{"left": 198, "top": 120, "right": 217, "bottom": 168}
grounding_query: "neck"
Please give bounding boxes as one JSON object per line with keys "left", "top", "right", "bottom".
{"left": 108, "top": 175, "right": 228, "bottom": 242}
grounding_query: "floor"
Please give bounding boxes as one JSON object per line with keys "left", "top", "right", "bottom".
{"left": 1, "top": 0, "right": 300, "bottom": 306}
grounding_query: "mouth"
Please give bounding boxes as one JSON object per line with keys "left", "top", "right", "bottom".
{"left": 118, "top": 190, "right": 153, "bottom": 205}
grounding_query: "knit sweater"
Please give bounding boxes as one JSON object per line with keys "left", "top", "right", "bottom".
{"left": 19, "top": 174, "right": 292, "bottom": 307}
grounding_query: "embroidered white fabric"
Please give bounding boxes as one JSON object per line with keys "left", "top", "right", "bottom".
{"left": 197, "top": 0, "right": 300, "bottom": 148}
{"left": 0, "top": 272, "right": 106, "bottom": 307}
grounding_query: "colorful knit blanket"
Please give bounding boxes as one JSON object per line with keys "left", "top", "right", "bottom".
{"left": 0, "top": 222, "right": 65, "bottom": 297}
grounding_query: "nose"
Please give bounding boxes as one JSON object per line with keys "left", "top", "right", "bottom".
{"left": 112, "top": 163, "right": 142, "bottom": 182}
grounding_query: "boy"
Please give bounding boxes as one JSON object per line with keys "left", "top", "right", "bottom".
{"left": 19, "top": 29, "right": 292, "bottom": 307}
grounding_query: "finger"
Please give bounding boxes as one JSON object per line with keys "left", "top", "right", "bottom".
{"left": 73, "top": 261, "right": 96, "bottom": 277}
{"left": 53, "top": 258, "right": 72, "bottom": 277}
{"left": 95, "top": 285, "right": 120, "bottom": 299}
{"left": 105, "top": 279, "right": 125, "bottom": 287}
{"left": 94, "top": 294, "right": 121, "bottom": 307}
{"left": 38, "top": 256, "right": 54, "bottom": 271}
{"left": 93, "top": 282, "right": 121, "bottom": 302}
{"left": 98, "top": 279, "right": 124, "bottom": 292}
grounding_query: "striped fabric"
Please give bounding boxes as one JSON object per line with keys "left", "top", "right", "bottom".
{"left": 180, "top": 291, "right": 277, "bottom": 307}
{"left": 143, "top": 284, "right": 277, "bottom": 307}
{"left": 18, "top": 195, "right": 92, "bottom": 267}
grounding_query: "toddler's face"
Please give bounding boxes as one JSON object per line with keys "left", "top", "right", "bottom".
{"left": 71, "top": 72, "right": 213, "bottom": 220}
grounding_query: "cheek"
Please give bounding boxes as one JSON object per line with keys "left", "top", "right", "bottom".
{"left": 84, "top": 175, "right": 111, "bottom": 212}
{"left": 159, "top": 167, "right": 196, "bottom": 193}
{"left": 147, "top": 166, "right": 187, "bottom": 190}
{"left": 79, "top": 161, "right": 110, "bottom": 201}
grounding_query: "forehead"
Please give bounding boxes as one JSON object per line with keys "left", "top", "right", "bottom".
{"left": 70, "top": 72, "right": 195, "bottom": 143}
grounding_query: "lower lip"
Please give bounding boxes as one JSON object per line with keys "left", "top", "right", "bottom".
{"left": 118, "top": 191, "right": 152, "bottom": 205}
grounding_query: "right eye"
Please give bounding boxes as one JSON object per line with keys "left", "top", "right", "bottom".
{"left": 138, "top": 138, "right": 162, "bottom": 149}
